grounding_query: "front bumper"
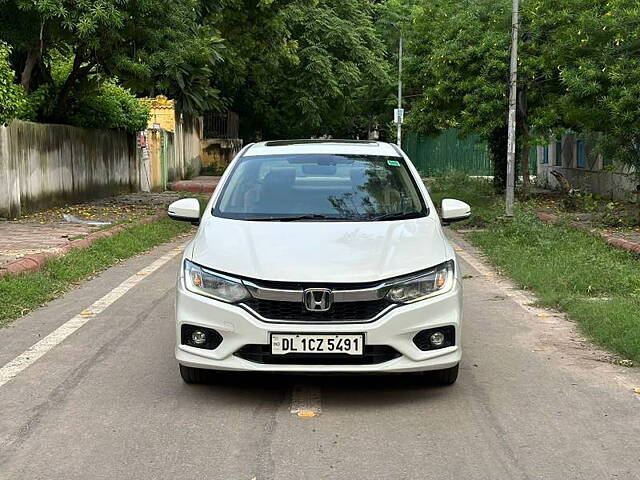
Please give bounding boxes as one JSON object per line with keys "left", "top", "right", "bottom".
{"left": 175, "top": 279, "right": 463, "bottom": 373}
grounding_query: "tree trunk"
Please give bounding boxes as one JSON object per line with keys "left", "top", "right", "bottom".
{"left": 20, "top": 48, "right": 40, "bottom": 93}
{"left": 488, "top": 125, "right": 508, "bottom": 193}
{"left": 53, "top": 52, "right": 92, "bottom": 119}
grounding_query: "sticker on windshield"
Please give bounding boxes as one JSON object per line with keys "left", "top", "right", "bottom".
{"left": 387, "top": 160, "right": 401, "bottom": 167}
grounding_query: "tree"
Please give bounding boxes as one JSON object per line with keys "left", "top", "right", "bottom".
{"left": 0, "top": 41, "right": 26, "bottom": 125}
{"left": 405, "top": 0, "right": 640, "bottom": 196}
{"left": 107, "top": 1, "right": 225, "bottom": 114}
{"left": 526, "top": 0, "right": 640, "bottom": 185}
{"left": 405, "top": 0, "right": 554, "bottom": 195}
{"left": 0, "top": 0, "right": 224, "bottom": 121}
{"left": 405, "top": 0, "right": 511, "bottom": 191}
{"left": 68, "top": 79, "right": 150, "bottom": 133}
{"left": 348, "top": 0, "right": 414, "bottom": 141}
{"left": 208, "top": 0, "right": 390, "bottom": 140}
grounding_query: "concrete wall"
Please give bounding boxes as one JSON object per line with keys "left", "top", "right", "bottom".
{"left": 141, "top": 95, "right": 176, "bottom": 132}
{"left": 537, "top": 134, "right": 637, "bottom": 201}
{"left": 142, "top": 122, "right": 201, "bottom": 191}
{"left": 538, "top": 164, "right": 636, "bottom": 201}
{"left": 179, "top": 114, "right": 203, "bottom": 178}
{"left": 164, "top": 131, "right": 177, "bottom": 182}
{"left": 146, "top": 130, "right": 163, "bottom": 190}
{"left": 0, "top": 120, "right": 138, "bottom": 218}
{"left": 142, "top": 129, "right": 177, "bottom": 191}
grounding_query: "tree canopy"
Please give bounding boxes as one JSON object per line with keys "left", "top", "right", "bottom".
{"left": 1, "top": 0, "right": 639, "bottom": 186}
{"left": 0, "top": 42, "right": 26, "bottom": 125}
{"left": 0, "top": 0, "right": 393, "bottom": 138}
{"left": 404, "top": 0, "right": 640, "bottom": 184}
{"left": 209, "top": 0, "right": 391, "bottom": 139}
{"left": 0, "top": 0, "right": 224, "bottom": 129}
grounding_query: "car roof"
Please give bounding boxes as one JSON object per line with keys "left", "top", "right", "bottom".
{"left": 244, "top": 139, "right": 402, "bottom": 157}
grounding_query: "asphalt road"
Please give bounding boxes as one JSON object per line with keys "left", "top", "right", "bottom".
{"left": 1, "top": 235, "right": 639, "bottom": 480}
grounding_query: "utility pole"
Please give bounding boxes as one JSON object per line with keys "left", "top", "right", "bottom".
{"left": 505, "top": 0, "right": 519, "bottom": 217}
{"left": 396, "top": 34, "right": 403, "bottom": 148}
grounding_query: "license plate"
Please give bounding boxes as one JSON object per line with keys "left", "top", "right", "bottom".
{"left": 271, "top": 333, "right": 364, "bottom": 355}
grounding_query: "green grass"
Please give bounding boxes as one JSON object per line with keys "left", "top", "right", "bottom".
{"left": 429, "top": 173, "right": 640, "bottom": 363}
{"left": 425, "top": 172, "right": 502, "bottom": 225}
{"left": 0, "top": 219, "right": 193, "bottom": 327}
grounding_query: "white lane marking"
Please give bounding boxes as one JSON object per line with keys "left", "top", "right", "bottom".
{"left": 290, "top": 384, "right": 321, "bottom": 418}
{"left": 452, "top": 244, "right": 493, "bottom": 277}
{"left": 0, "top": 245, "right": 185, "bottom": 388}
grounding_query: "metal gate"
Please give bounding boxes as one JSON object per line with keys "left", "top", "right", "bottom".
{"left": 402, "top": 129, "right": 537, "bottom": 176}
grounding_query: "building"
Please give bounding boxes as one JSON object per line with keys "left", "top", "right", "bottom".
{"left": 536, "top": 134, "right": 637, "bottom": 201}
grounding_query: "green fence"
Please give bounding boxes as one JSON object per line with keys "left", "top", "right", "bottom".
{"left": 402, "top": 129, "right": 537, "bottom": 176}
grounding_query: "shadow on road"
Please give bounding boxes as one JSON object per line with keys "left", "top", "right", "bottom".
{"left": 177, "top": 369, "right": 458, "bottom": 408}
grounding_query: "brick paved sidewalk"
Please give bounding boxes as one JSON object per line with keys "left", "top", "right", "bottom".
{"left": 0, "top": 192, "right": 182, "bottom": 271}
{"left": 0, "top": 223, "right": 95, "bottom": 267}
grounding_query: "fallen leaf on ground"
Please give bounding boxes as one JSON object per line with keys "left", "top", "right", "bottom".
{"left": 612, "top": 359, "right": 633, "bottom": 367}
{"left": 297, "top": 410, "right": 317, "bottom": 418}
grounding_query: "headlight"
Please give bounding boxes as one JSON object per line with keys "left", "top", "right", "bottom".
{"left": 386, "top": 260, "right": 455, "bottom": 303}
{"left": 184, "top": 260, "right": 249, "bottom": 303}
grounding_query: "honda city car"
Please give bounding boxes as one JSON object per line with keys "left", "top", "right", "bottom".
{"left": 168, "top": 140, "right": 471, "bottom": 384}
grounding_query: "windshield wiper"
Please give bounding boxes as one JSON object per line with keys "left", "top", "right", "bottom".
{"left": 247, "top": 214, "right": 351, "bottom": 222}
{"left": 369, "top": 211, "right": 426, "bottom": 221}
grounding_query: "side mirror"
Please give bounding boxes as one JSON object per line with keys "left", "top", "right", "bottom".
{"left": 441, "top": 198, "right": 471, "bottom": 224}
{"left": 168, "top": 198, "right": 201, "bottom": 225}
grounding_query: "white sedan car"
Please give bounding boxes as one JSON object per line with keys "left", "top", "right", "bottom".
{"left": 168, "top": 140, "right": 470, "bottom": 385}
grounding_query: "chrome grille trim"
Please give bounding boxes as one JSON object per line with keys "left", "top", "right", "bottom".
{"left": 242, "top": 281, "right": 302, "bottom": 302}
{"left": 241, "top": 280, "right": 390, "bottom": 303}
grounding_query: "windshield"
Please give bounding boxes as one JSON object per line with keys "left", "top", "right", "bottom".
{"left": 213, "top": 154, "right": 427, "bottom": 221}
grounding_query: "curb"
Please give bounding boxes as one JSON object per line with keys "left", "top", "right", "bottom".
{"left": 168, "top": 179, "right": 219, "bottom": 194}
{"left": 0, "top": 212, "right": 167, "bottom": 279}
{"left": 535, "top": 212, "right": 640, "bottom": 255}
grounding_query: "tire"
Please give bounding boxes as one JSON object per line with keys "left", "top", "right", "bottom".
{"left": 179, "top": 364, "right": 209, "bottom": 384}
{"left": 429, "top": 363, "right": 459, "bottom": 385}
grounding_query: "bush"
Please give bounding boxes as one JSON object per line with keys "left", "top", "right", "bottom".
{"left": 0, "top": 42, "right": 27, "bottom": 125}
{"left": 69, "top": 80, "right": 150, "bottom": 133}
{"left": 17, "top": 84, "right": 54, "bottom": 121}
{"left": 16, "top": 52, "right": 149, "bottom": 132}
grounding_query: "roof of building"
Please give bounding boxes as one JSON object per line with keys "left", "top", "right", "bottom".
{"left": 244, "top": 139, "right": 402, "bottom": 157}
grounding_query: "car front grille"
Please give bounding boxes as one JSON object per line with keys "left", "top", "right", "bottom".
{"left": 241, "top": 298, "right": 393, "bottom": 322}
{"left": 234, "top": 344, "right": 402, "bottom": 365}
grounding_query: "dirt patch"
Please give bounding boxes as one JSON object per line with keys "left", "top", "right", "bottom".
{"left": 16, "top": 192, "right": 182, "bottom": 225}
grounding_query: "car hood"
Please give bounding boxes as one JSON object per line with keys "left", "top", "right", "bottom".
{"left": 189, "top": 216, "right": 449, "bottom": 283}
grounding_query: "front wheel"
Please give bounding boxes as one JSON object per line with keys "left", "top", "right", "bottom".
{"left": 179, "top": 364, "right": 209, "bottom": 384}
{"left": 428, "top": 363, "right": 459, "bottom": 385}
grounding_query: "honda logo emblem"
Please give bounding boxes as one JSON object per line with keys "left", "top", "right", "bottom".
{"left": 303, "top": 288, "right": 333, "bottom": 312}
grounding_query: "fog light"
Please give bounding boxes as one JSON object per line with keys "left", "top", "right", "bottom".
{"left": 181, "top": 325, "right": 222, "bottom": 350}
{"left": 430, "top": 331, "right": 446, "bottom": 347}
{"left": 413, "top": 326, "right": 455, "bottom": 351}
{"left": 191, "top": 330, "right": 207, "bottom": 345}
